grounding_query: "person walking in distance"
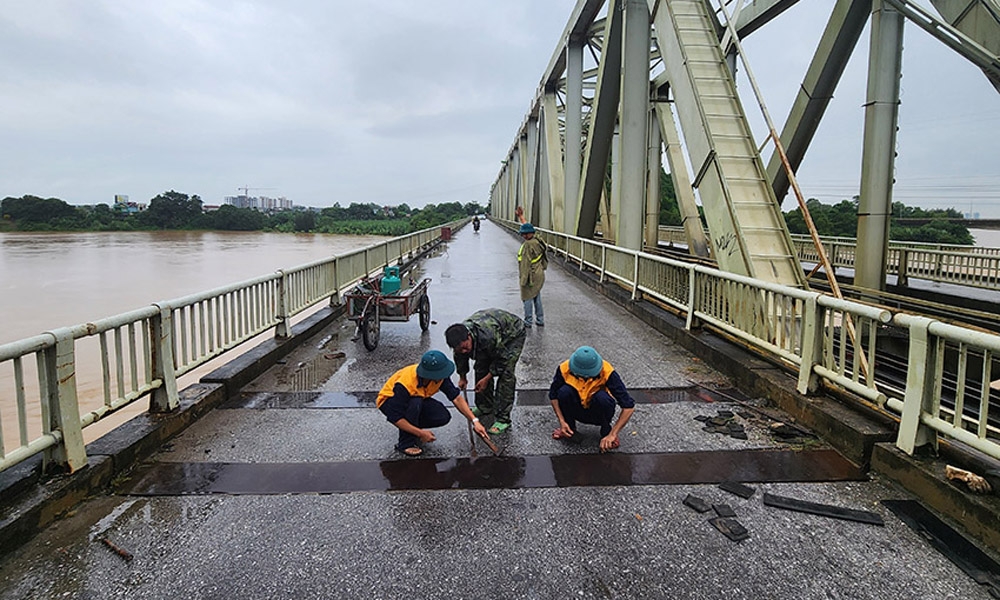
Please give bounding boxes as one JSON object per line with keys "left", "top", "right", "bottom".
{"left": 514, "top": 206, "right": 547, "bottom": 327}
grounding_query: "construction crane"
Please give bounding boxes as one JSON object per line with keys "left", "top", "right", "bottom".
{"left": 237, "top": 186, "right": 275, "bottom": 197}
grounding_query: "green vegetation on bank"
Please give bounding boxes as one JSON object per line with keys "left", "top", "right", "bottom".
{"left": 1, "top": 192, "right": 485, "bottom": 236}
{"left": 783, "top": 198, "right": 973, "bottom": 245}
{"left": 3, "top": 185, "right": 973, "bottom": 246}
{"left": 656, "top": 172, "right": 973, "bottom": 245}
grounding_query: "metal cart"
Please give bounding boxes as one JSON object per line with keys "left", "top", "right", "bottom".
{"left": 344, "top": 274, "right": 431, "bottom": 351}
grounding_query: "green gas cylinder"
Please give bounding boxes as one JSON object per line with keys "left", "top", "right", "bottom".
{"left": 381, "top": 266, "right": 401, "bottom": 294}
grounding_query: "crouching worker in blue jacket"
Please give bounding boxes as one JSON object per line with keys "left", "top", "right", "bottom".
{"left": 549, "top": 346, "right": 635, "bottom": 452}
{"left": 377, "top": 350, "right": 487, "bottom": 456}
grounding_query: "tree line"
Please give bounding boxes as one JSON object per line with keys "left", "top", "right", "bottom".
{"left": 656, "top": 170, "right": 973, "bottom": 245}
{"left": 0, "top": 192, "right": 485, "bottom": 236}
{"left": 2, "top": 183, "right": 973, "bottom": 245}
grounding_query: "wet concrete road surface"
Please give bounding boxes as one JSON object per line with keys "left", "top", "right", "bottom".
{"left": 1, "top": 220, "right": 994, "bottom": 600}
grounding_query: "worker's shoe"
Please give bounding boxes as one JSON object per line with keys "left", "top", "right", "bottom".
{"left": 488, "top": 421, "right": 511, "bottom": 435}
{"left": 471, "top": 407, "right": 492, "bottom": 419}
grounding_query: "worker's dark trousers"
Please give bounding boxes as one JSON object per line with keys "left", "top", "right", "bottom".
{"left": 380, "top": 395, "right": 451, "bottom": 451}
{"left": 555, "top": 385, "right": 616, "bottom": 437}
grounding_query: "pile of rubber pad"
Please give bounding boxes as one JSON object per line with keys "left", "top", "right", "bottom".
{"left": 683, "top": 481, "right": 755, "bottom": 542}
{"left": 694, "top": 409, "right": 747, "bottom": 440}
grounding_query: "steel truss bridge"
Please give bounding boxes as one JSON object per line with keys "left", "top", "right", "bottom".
{"left": 490, "top": 0, "right": 1000, "bottom": 294}
{"left": 2, "top": 1, "right": 1000, "bottom": 581}
{"left": 3, "top": 0, "right": 1000, "bottom": 499}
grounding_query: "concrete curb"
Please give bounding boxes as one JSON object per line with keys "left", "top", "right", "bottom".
{"left": 872, "top": 442, "right": 1000, "bottom": 553}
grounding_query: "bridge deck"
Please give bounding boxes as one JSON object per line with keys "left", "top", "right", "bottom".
{"left": 0, "top": 220, "right": 993, "bottom": 599}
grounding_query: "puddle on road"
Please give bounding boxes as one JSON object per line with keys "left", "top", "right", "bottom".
{"left": 222, "top": 390, "right": 379, "bottom": 409}
{"left": 122, "top": 448, "right": 864, "bottom": 496}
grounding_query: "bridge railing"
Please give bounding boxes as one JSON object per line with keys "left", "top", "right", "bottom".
{"left": 541, "top": 224, "right": 999, "bottom": 461}
{"left": 660, "top": 225, "right": 1000, "bottom": 256}
{"left": 658, "top": 225, "right": 1000, "bottom": 291}
{"left": 0, "top": 221, "right": 458, "bottom": 474}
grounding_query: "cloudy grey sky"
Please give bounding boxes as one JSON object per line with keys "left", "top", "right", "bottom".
{"left": 1, "top": 0, "right": 578, "bottom": 209}
{"left": 1, "top": 1, "right": 998, "bottom": 216}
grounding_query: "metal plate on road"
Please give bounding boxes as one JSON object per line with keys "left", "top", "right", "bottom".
{"left": 122, "top": 448, "right": 864, "bottom": 495}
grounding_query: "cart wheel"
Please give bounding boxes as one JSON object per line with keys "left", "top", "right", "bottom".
{"left": 361, "top": 308, "right": 380, "bottom": 351}
{"left": 417, "top": 295, "right": 431, "bottom": 331}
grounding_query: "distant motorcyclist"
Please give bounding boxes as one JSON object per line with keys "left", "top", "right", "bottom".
{"left": 472, "top": 215, "right": 481, "bottom": 232}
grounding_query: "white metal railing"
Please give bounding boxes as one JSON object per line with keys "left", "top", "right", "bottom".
{"left": 537, "top": 222, "right": 1000, "bottom": 461}
{"left": 0, "top": 221, "right": 459, "bottom": 474}
{"left": 659, "top": 225, "right": 1000, "bottom": 291}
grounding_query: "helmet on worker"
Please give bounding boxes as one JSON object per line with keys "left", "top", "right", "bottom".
{"left": 417, "top": 350, "right": 455, "bottom": 380}
{"left": 569, "top": 346, "right": 603, "bottom": 378}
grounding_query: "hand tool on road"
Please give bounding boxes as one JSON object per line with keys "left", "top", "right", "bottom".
{"left": 477, "top": 431, "right": 501, "bottom": 456}
{"left": 463, "top": 387, "right": 478, "bottom": 457}
{"left": 467, "top": 385, "right": 502, "bottom": 456}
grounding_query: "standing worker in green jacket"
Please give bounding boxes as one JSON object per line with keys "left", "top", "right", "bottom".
{"left": 444, "top": 308, "right": 527, "bottom": 434}
{"left": 515, "top": 206, "right": 548, "bottom": 327}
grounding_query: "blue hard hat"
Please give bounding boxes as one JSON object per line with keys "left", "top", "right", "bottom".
{"left": 416, "top": 350, "right": 455, "bottom": 380}
{"left": 519, "top": 222, "right": 535, "bottom": 234}
{"left": 569, "top": 346, "right": 602, "bottom": 378}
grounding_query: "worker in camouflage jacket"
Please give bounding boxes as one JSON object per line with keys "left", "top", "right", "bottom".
{"left": 445, "top": 308, "right": 526, "bottom": 435}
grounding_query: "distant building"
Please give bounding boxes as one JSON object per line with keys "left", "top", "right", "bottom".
{"left": 224, "top": 195, "right": 252, "bottom": 209}
{"left": 113, "top": 194, "right": 145, "bottom": 214}
{"left": 202, "top": 205, "right": 221, "bottom": 212}
{"left": 223, "top": 195, "right": 293, "bottom": 212}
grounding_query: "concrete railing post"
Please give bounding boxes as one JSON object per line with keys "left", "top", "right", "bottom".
{"left": 329, "top": 259, "right": 340, "bottom": 307}
{"left": 685, "top": 267, "right": 699, "bottom": 330}
{"left": 41, "top": 328, "right": 87, "bottom": 473}
{"left": 896, "top": 315, "right": 939, "bottom": 455}
{"left": 897, "top": 248, "right": 909, "bottom": 287}
{"left": 332, "top": 256, "right": 343, "bottom": 306}
{"left": 631, "top": 253, "right": 640, "bottom": 300}
{"left": 797, "top": 295, "right": 824, "bottom": 395}
{"left": 150, "top": 305, "right": 180, "bottom": 413}
{"left": 275, "top": 270, "right": 290, "bottom": 339}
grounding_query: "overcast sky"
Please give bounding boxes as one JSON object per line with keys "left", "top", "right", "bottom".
{"left": 1, "top": 1, "right": 997, "bottom": 216}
